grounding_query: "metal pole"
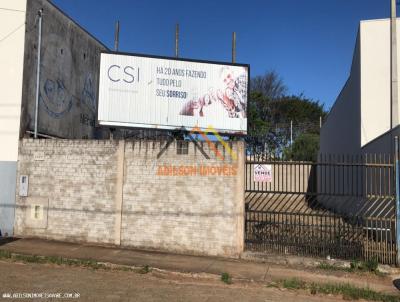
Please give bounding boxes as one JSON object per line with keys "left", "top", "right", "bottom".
{"left": 114, "top": 20, "right": 120, "bottom": 51}
{"left": 320, "top": 116, "right": 322, "bottom": 129}
{"left": 34, "top": 9, "right": 43, "bottom": 139}
{"left": 290, "top": 120, "right": 293, "bottom": 146}
{"left": 391, "top": 0, "right": 398, "bottom": 128}
{"left": 175, "top": 23, "right": 179, "bottom": 58}
{"left": 232, "top": 32, "right": 236, "bottom": 63}
{"left": 395, "top": 136, "right": 400, "bottom": 265}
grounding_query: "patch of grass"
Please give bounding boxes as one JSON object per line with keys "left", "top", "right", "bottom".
{"left": 282, "top": 278, "right": 305, "bottom": 290}
{"left": 317, "top": 262, "right": 352, "bottom": 272}
{"left": 362, "top": 258, "right": 379, "bottom": 272}
{"left": 139, "top": 265, "right": 151, "bottom": 274}
{"left": 317, "top": 258, "right": 383, "bottom": 276}
{"left": 278, "top": 278, "right": 400, "bottom": 302}
{"left": 221, "top": 272, "right": 232, "bottom": 284}
{"left": 0, "top": 250, "right": 12, "bottom": 259}
{"left": 0, "top": 251, "right": 111, "bottom": 270}
{"left": 350, "top": 259, "right": 360, "bottom": 270}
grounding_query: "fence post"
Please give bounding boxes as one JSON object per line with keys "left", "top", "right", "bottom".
{"left": 395, "top": 136, "right": 400, "bottom": 265}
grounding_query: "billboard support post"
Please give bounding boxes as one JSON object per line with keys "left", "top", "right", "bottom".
{"left": 114, "top": 21, "right": 120, "bottom": 51}
{"left": 34, "top": 9, "right": 43, "bottom": 139}
{"left": 175, "top": 23, "right": 179, "bottom": 58}
{"left": 232, "top": 32, "right": 236, "bottom": 63}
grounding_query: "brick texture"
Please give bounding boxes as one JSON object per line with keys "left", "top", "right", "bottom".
{"left": 14, "top": 139, "right": 245, "bottom": 257}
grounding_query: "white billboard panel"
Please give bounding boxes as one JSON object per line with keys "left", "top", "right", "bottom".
{"left": 97, "top": 52, "right": 249, "bottom": 134}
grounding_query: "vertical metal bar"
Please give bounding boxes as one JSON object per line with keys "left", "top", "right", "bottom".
{"left": 290, "top": 120, "right": 293, "bottom": 152}
{"left": 114, "top": 20, "right": 120, "bottom": 51}
{"left": 395, "top": 136, "right": 400, "bottom": 265}
{"left": 34, "top": 9, "right": 43, "bottom": 139}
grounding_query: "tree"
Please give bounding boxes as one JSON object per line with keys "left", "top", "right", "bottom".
{"left": 268, "top": 95, "right": 326, "bottom": 135}
{"left": 251, "top": 71, "right": 287, "bottom": 99}
{"left": 284, "top": 133, "right": 320, "bottom": 161}
{"left": 247, "top": 72, "right": 327, "bottom": 159}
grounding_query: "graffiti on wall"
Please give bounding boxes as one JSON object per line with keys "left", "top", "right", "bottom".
{"left": 39, "top": 34, "right": 97, "bottom": 127}
{"left": 40, "top": 78, "right": 73, "bottom": 118}
{"left": 81, "top": 73, "right": 96, "bottom": 112}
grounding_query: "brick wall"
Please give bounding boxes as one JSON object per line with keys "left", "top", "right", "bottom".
{"left": 14, "top": 139, "right": 245, "bottom": 257}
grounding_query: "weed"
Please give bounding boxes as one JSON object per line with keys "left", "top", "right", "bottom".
{"left": 362, "top": 258, "right": 379, "bottom": 272}
{"left": 317, "top": 262, "right": 351, "bottom": 272}
{"left": 279, "top": 278, "right": 400, "bottom": 302}
{"left": 139, "top": 265, "right": 151, "bottom": 274}
{"left": 0, "top": 250, "right": 12, "bottom": 259}
{"left": 350, "top": 259, "right": 360, "bottom": 270}
{"left": 282, "top": 278, "right": 305, "bottom": 290}
{"left": 318, "top": 258, "right": 383, "bottom": 275}
{"left": 221, "top": 272, "right": 232, "bottom": 284}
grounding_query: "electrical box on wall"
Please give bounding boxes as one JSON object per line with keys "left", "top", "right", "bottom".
{"left": 19, "top": 175, "right": 29, "bottom": 197}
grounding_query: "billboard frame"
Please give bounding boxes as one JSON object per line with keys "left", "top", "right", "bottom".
{"left": 96, "top": 50, "right": 250, "bottom": 136}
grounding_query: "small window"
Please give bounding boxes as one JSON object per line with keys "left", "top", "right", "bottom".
{"left": 177, "top": 141, "right": 189, "bottom": 155}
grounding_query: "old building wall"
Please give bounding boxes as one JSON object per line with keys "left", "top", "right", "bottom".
{"left": 14, "top": 139, "right": 245, "bottom": 257}
{"left": 20, "top": 0, "right": 108, "bottom": 139}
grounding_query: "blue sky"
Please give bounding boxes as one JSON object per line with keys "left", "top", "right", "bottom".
{"left": 53, "top": 0, "right": 395, "bottom": 110}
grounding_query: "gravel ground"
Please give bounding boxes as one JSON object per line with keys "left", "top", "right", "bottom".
{"left": 0, "top": 260, "right": 345, "bottom": 302}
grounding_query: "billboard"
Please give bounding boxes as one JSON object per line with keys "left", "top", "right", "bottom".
{"left": 97, "top": 52, "right": 249, "bottom": 134}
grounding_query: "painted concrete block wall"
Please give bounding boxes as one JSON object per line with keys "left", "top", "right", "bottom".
{"left": 320, "top": 33, "right": 361, "bottom": 155}
{"left": 359, "top": 19, "right": 397, "bottom": 147}
{"left": 14, "top": 139, "right": 245, "bottom": 257}
{"left": 14, "top": 140, "right": 119, "bottom": 243}
{"left": 19, "top": 0, "right": 108, "bottom": 139}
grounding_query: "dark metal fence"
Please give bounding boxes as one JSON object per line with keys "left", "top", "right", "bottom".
{"left": 245, "top": 153, "right": 397, "bottom": 264}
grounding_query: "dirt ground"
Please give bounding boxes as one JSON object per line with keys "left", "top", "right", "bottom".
{"left": 0, "top": 260, "right": 346, "bottom": 302}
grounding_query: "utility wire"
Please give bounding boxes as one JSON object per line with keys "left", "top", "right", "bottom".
{"left": 0, "top": 7, "right": 25, "bottom": 13}
{"left": 0, "top": 22, "right": 26, "bottom": 44}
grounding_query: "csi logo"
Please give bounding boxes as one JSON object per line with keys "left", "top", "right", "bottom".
{"left": 107, "top": 65, "right": 140, "bottom": 83}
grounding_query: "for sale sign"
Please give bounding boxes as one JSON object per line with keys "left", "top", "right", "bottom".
{"left": 254, "top": 164, "right": 272, "bottom": 182}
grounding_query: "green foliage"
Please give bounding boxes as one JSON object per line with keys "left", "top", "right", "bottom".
{"left": 139, "top": 265, "right": 151, "bottom": 274}
{"left": 221, "top": 272, "right": 232, "bottom": 284}
{"left": 247, "top": 71, "right": 327, "bottom": 159}
{"left": 247, "top": 91, "right": 270, "bottom": 136}
{"left": 282, "top": 278, "right": 305, "bottom": 289}
{"left": 350, "top": 259, "right": 360, "bottom": 270}
{"left": 318, "top": 259, "right": 383, "bottom": 276}
{"left": 279, "top": 278, "right": 400, "bottom": 302}
{"left": 363, "top": 258, "right": 379, "bottom": 272}
{"left": 284, "top": 133, "right": 320, "bottom": 161}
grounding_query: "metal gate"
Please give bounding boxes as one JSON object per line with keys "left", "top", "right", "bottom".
{"left": 245, "top": 153, "right": 397, "bottom": 264}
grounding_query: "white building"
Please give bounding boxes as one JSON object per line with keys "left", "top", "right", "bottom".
{"left": 320, "top": 18, "right": 400, "bottom": 155}
{"left": 0, "top": 0, "right": 27, "bottom": 236}
{"left": 0, "top": 0, "right": 107, "bottom": 236}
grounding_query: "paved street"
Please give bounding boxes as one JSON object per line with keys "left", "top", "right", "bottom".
{"left": 0, "top": 261, "right": 346, "bottom": 302}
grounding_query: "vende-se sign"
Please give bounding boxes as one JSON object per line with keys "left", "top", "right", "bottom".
{"left": 97, "top": 52, "right": 249, "bottom": 134}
